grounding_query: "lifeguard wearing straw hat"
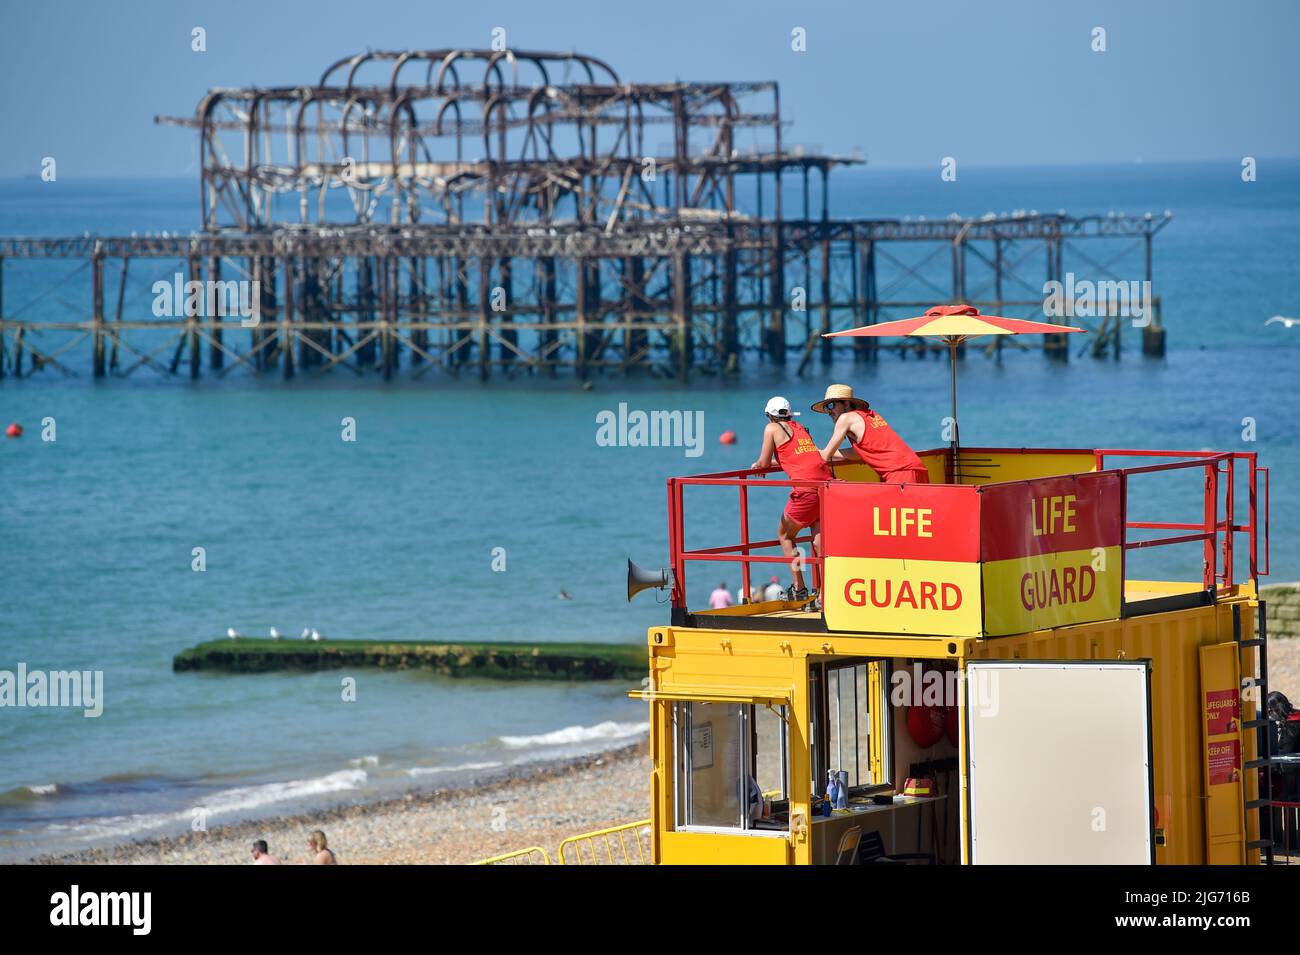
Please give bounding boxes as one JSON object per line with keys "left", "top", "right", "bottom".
{"left": 811, "top": 384, "right": 869, "bottom": 415}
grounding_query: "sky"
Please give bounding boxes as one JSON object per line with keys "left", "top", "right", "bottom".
{"left": 0, "top": 0, "right": 1297, "bottom": 178}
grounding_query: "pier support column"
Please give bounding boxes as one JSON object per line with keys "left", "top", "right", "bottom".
{"left": 541, "top": 256, "right": 557, "bottom": 378}
{"left": 92, "top": 249, "right": 105, "bottom": 379}
{"left": 768, "top": 225, "right": 786, "bottom": 364}
{"left": 382, "top": 255, "right": 397, "bottom": 381}
{"left": 575, "top": 257, "right": 588, "bottom": 380}
{"left": 819, "top": 234, "right": 832, "bottom": 365}
{"left": 722, "top": 245, "right": 738, "bottom": 374}
{"left": 409, "top": 256, "right": 426, "bottom": 366}
{"left": 358, "top": 257, "right": 376, "bottom": 367}
{"left": 477, "top": 256, "right": 490, "bottom": 382}
{"left": 209, "top": 256, "right": 223, "bottom": 370}
{"left": 498, "top": 257, "right": 516, "bottom": 371}
{"left": 1043, "top": 237, "right": 1068, "bottom": 362}
{"left": 188, "top": 256, "right": 201, "bottom": 379}
{"left": 1143, "top": 297, "right": 1166, "bottom": 356}
{"left": 673, "top": 252, "right": 692, "bottom": 381}
{"left": 282, "top": 255, "right": 295, "bottom": 381}
{"left": 859, "top": 240, "right": 878, "bottom": 362}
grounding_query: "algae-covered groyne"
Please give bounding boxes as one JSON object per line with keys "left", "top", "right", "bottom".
{"left": 173, "top": 639, "right": 645, "bottom": 680}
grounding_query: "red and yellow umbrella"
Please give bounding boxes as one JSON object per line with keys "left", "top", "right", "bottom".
{"left": 823, "top": 304, "right": 1086, "bottom": 461}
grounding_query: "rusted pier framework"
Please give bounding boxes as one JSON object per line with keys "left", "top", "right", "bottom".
{"left": 0, "top": 48, "right": 1171, "bottom": 380}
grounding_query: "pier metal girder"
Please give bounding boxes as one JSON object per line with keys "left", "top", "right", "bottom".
{"left": 0, "top": 209, "right": 1168, "bottom": 380}
{"left": 0, "top": 213, "right": 1173, "bottom": 261}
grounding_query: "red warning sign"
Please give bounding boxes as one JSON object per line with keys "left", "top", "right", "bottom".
{"left": 1205, "top": 689, "right": 1239, "bottom": 735}
{"left": 1208, "top": 739, "right": 1240, "bottom": 786}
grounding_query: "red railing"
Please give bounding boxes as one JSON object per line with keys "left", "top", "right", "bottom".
{"left": 1094, "top": 449, "right": 1268, "bottom": 591}
{"left": 666, "top": 465, "right": 829, "bottom": 608}
{"left": 667, "top": 447, "right": 1269, "bottom": 613}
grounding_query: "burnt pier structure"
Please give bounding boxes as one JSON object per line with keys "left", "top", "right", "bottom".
{"left": 0, "top": 48, "right": 1171, "bottom": 381}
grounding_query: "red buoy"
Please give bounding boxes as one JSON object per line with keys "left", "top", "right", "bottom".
{"left": 905, "top": 705, "right": 947, "bottom": 748}
{"left": 4, "top": 423, "right": 21, "bottom": 438}
{"left": 719, "top": 430, "right": 737, "bottom": 445}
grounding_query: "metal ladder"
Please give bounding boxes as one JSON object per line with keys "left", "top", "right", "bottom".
{"left": 1237, "top": 601, "right": 1275, "bottom": 864}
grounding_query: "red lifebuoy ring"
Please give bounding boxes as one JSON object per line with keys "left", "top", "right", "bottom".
{"left": 906, "top": 705, "right": 947, "bottom": 748}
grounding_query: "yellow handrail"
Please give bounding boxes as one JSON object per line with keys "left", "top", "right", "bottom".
{"left": 474, "top": 845, "right": 552, "bottom": 865}
{"left": 557, "top": 819, "right": 652, "bottom": 865}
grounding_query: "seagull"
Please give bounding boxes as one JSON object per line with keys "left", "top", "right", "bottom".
{"left": 1265, "top": 316, "right": 1299, "bottom": 328}
{"left": 270, "top": 627, "right": 281, "bottom": 640}
{"left": 301, "top": 628, "right": 311, "bottom": 640}
{"left": 310, "top": 628, "right": 324, "bottom": 641}
{"left": 226, "top": 627, "right": 240, "bottom": 640}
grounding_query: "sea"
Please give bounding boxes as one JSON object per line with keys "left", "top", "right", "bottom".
{"left": 0, "top": 161, "right": 1297, "bottom": 860}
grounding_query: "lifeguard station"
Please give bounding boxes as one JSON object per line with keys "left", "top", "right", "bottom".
{"left": 632, "top": 444, "right": 1275, "bottom": 865}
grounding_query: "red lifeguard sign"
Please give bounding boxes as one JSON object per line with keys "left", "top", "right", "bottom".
{"left": 822, "top": 483, "right": 982, "bottom": 635}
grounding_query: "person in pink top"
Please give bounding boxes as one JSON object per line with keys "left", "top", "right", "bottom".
{"left": 708, "top": 583, "right": 734, "bottom": 609}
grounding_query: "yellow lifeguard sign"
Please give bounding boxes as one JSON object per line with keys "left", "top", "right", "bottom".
{"left": 980, "top": 471, "right": 1123, "bottom": 635}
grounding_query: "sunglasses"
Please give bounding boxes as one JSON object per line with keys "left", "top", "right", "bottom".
{"left": 824, "top": 401, "right": 839, "bottom": 411}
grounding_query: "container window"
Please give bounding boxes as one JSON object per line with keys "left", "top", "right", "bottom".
{"left": 674, "top": 700, "right": 789, "bottom": 831}
{"left": 813, "top": 660, "right": 890, "bottom": 794}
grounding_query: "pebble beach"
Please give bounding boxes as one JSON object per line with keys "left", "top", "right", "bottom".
{"left": 33, "top": 743, "right": 651, "bottom": 866}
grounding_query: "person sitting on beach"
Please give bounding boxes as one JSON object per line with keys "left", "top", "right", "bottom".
{"left": 751, "top": 396, "right": 833, "bottom": 601}
{"left": 708, "top": 582, "right": 734, "bottom": 609}
{"left": 812, "top": 384, "right": 929, "bottom": 484}
{"left": 251, "top": 839, "right": 281, "bottom": 865}
{"left": 307, "top": 830, "right": 338, "bottom": 864}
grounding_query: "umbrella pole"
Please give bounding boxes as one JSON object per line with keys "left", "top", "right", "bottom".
{"left": 949, "top": 339, "right": 960, "bottom": 481}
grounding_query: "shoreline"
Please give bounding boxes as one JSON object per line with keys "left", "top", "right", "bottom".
{"left": 29, "top": 740, "right": 651, "bottom": 865}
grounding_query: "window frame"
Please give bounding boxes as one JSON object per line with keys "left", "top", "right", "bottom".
{"left": 672, "top": 699, "right": 791, "bottom": 836}
{"left": 810, "top": 658, "right": 892, "bottom": 796}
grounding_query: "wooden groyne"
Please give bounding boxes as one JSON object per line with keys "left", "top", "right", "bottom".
{"left": 173, "top": 639, "right": 645, "bottom": 680}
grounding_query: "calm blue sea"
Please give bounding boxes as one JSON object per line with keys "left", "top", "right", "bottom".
{"left": 0, "top": 162, "right": 1297, "bottom": 860}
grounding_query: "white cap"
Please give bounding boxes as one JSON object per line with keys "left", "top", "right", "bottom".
{"left": 764, "top": 396, "right": 798, "bottom": 418}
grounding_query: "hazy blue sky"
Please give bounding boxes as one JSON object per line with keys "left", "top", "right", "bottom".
{"left": 1, "top": 0, "right": 1297, "bottom": 177}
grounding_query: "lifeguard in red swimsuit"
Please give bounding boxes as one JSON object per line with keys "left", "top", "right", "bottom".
{"left": 750, "top": 396, "right": 832, "bottom": 601}
{"left": 812, "top": 384, "right": 929, "bottom": 484}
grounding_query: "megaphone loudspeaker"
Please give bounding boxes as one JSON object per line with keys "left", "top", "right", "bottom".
{"left": 628, "top": 559, "right": 672, "bottom": 602}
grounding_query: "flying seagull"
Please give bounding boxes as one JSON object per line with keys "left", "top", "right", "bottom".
{"left": 1265, "top": 316, "right": 1299, "bottom": 328}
